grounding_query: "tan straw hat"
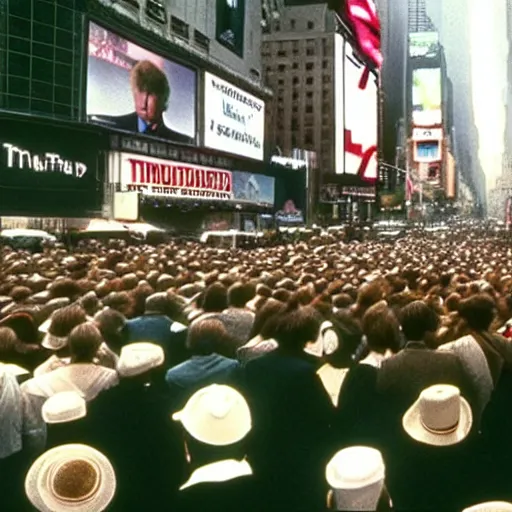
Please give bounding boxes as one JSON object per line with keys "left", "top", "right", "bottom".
{"left": 402, "top": 384, "right": 472, "bottom": 446}
{"left": 117, "top": 342, "right": 165, "bottom": 378}
{"left": 25, "top": 444, "right": 116, "bottom": 512}
{"left": 172, "top": 384, "right": 251, "bottom": 446}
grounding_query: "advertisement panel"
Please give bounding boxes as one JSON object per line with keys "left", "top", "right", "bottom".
{"left": 412, "top": 128, "right": 443, "bottom": 141}
{"left": 273, "top": 167, "right": 307, "bottom": 225}
{"left": 216, "top": 0, "right": 245, "bottom": 57}
{"left": 343, "top": 41, "right": 378, "bottom": 181}
{"left": 87, "top": 22, "right": 197, "bottom": 145}
{"left": 409, "top": 32, "right": 439, "bottom": 58}
{"left": 119, "top": 153, "right": 232, "bottom": 199}
{"left": 232, "top": 171, "right": 274, "bottom": 206}
{"left": 445, "top": 151, "right": 456, "bottom": 199}
{"left": 334, "top": 34, "right": 345, "bottom": 174}
{"left": 0, "top": 119, "right": 103, "bottom": 217}
{"left": 412, "top": 68, "right": 442, "bottom": 126}
{"left": 203, "top": 72, "right": 265, "bottom": 161}
{"left": 414, "top": 141, "right": 441, "bottom": 163}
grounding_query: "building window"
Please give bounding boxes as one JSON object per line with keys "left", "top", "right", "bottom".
{"left": 292, "top": 62, "right": 298, "bottom": 69}
{"left": 171, "top": 16, "right": 189, "bottom": 39}
{"left": 305, "top": 131, "right": 313, "bottom": 144}
{"left": 275, "top": 21, "right": 280, "bottom": 31}
{"left": 293, "top": 77, "right": 299, "bottom": 84}
{"left": 292, "top": 106, "right": 298, "bottom": 113}
{"left": 306, "top": 48, "right": 315, "bottom": 56}
{"left": 194, "top": 30, "right": 210, "bottom": 52}
{"left": 307, "top": 91, "right": 313, "bottom": 99}
{"left": 290, "top": 19, "right": 296, "bottom": 29}
{"left": 306, "top": 105, "right": 313, "bottom": 113}
{"left": 306, "top": 77, "right": 314, "bottom": 85}
{"left": 146, "top": 0, "right": 167, "bottom": 24}
{"left": 278, "top": 78, "right": 284, "bottom": 86}
{"left": 306, "top": 62, "right": 314, "bottom": 71}
{"left": 277, "top": 50, "right": 286, "bottom": 57}
{"left": 278, "top": 64, "right": 286, "bottom": 72}
{"left": 292, "top": 91, "right": 299, "bottom": 100}
{"left": 323, "top": 75, "right": 330, "bottom": 84}
{"left": 322, "top": 60, "right": 329, "bottom": 69}
{"left": 307, "top": 21, "right": 314, "bottom": 30}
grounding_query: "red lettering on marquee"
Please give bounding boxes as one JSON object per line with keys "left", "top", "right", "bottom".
{"left": 126, "top": 158, "right": 233, "bottom": 193}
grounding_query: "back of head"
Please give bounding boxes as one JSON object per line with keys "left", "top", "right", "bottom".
{"left": 228, "top": 282, "right": 255, "bottom": 308}
{"left": 202, "top": 283, "right": 228, "bottom": 313}
{"left": 94, "top": 308, "right": 126, "bottom": 353}
{"left": 362, "top": 302, "right": 401, "bottom": 354}
{"left": 250, "top": 299, "right": 287, "bottom": 339}
{"left": 68, "top": 323, "right": 103, "bottom": 363}
{"left": 271, "top": 299, "right": 322, "bottom": 353}
{"left": 49, "top": 305, "right": 87, "bottom": 338}
{"left": 400, "top": 300, "right": 439, "bottom": 342}
{"left": 458, "top": 293, "right": 496, "bottom": 332}
{"left": 144, "top": 292, "right": 170, "bottom": 316}
{"left": 187, "top": 318, "right": 230, "bottom": 356}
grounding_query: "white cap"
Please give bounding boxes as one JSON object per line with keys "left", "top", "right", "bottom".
{"left": 42, "top": 392, "right": 86, "bottom": 424}
{"left": 172, "top": 384, "right": 251, "bottom": 446}
{"left": 326, "top": 446, "right": 385, "bottom": 511}
{"left": 463, "top": 503, "right": 512, "bottom": 512}
{"left": 25, "top": 444, "right": 116, "bottom": 512}
{"left": 117, "top": 342, "right": 165, "bottom": 378}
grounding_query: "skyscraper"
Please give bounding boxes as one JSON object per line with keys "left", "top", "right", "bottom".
{"left": 408, "top": 0, "right": 436, "bottom": 32}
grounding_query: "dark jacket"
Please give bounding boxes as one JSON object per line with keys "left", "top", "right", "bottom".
{"left": 377, "top": 342, "right": 478, "bottom": 423}
{"left": 126, "top": 315, "right": 188, "bottom": 369}
{"left": 86, "top": 378, "right": 186, "bottom": 511}
{"left": 166, "top": 354, "right": 240, "bottom": 411}
{"left": 97, "top": 112, "right": 193, "bottom": 145}
{"left": 239, "top": 350, "right": 334, "bottom": 511}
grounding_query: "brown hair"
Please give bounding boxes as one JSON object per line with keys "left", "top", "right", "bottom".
{"left": 130, "top": 60, "right": 169, "bottom": 106}
{"left": 68, "top": 323, "right": 103, "bottom": 362}
{"left": 187, "top": 318, "right": 230, "bottom": 356}
{"left": 362, "top": 302, "right": 401, "bottom": 354}
{"left": 48, "top": 305, "right": 87, "bottom": 338}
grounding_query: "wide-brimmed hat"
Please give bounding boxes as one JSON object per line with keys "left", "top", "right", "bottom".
{"left": 463, "top": 502, "right": 512, "bottom": 512}
{"left": 117, "top": 342, "right": 165, "bottom": 378}
{"left": 172, "top": 384, "right": 251, "bottom": 446}
{"left": 42, "top": 392, "right": 86, "bottom": 424}
{"left": 402, "top": 384, "right": 472, "bottom": 446}
{"left": 325, "top": 446, "right": 385, "bottom": 512}
{"left": 40, "top": 315, "right": 94, "bottom": 350}
{"left": 25, "top": 444, "right": 116, "bottom": 512}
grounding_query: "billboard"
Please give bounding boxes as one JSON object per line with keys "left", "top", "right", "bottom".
{"left": 409, "top": 32, "right": 439, "bottom": 58}
{"left": 334, "top": 34, "right": 345, "bottom": 174}
{"left": 232, "top": 171, "right": 274, "bottom": 206}
{"left": 0, "top": 119, "right": 103, "bottom": 217}
{"left": 412, "top": 68, "right": 442, "bottom": 126}
{"left": 203, "top": 72, "right": 265, "bottom": 161}
{"left": 118, "top": 153, "right": 232, "bottom": 199}
{"left": 87, "top": 22, "right": 197, "bottom": 145}
{"left": 216, "top": 0, "right": 245, "bottom": 57}
{"left": 342, "top": 41, "right": 378, "bottom": 181}
{"left": 445, "top": 151, "right": 456, "bottom": 198}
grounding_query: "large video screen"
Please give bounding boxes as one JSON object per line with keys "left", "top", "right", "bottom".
{"left": 87, "top": 22, "right": 197, "bottom": 145}
{"left": 412, "top": 68, "right": 442, "bottom": 126}
{"left": 203, "top": 72, "right": 265, "bottom": 161}
{"left": 343, "top": 41, "right": 378, "bottom": 182}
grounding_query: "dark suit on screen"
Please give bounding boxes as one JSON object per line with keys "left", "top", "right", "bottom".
{"left": 94, "top": 112, "right": 193, "bottom": 144}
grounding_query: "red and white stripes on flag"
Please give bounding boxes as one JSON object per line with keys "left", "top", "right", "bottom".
{"left": 406, "top": 171, "right": 415, "bottom": 202}
{"left": 345, "top": 0, "right": 383, "bottom": 69}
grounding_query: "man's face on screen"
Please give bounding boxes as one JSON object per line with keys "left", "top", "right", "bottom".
{"left": 133, "top": 88, "right": 163, "bottom": 124}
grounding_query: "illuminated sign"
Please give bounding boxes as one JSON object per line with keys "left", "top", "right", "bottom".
{"left": 3, "top": 143, "right": 88, "bottom": 178}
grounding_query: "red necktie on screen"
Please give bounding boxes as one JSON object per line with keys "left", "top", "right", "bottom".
{"left": 345, "top": 0, "right": 383, "bottom": 69}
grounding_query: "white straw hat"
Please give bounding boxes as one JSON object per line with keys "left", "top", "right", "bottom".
{"left": 117, "top": 342, "right": 165, "bottom": 377}
{"left": 325, "top": 446, "right": 385, "bottom": 512}
{"left": 172, "top": 384, "right": 251, "bottom": 446}
{"left": 463, "top": 502, "right": 512, "bottom": 512}
{"left": 42, "top": 392, "right": 86, "bottom": 424}
{"left": 25, "top": 444, "right": 116, "bottom": 512}
{"left": 402, "top": 384, "right": 472, "bottom": 446}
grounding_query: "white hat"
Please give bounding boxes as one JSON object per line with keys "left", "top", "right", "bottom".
{"left": 304, "top": 321, "right": 339, "bottom": 358}
{"left": 172, "top": 384, "right": 251, "bottom": 446}
{"left": 402, "top": 384, "right": 472, "bottom": 446}
{"left": 463, "top": 502, "right": 512, "bottom": 512}
{"left": 42, "top": 392, "right": 86, "bottom": 424}
{"left": 117, "top": 342, "right": 165, "bottom": 378}
{"left": 325, "top": 446, "right": 385, "bottom": 511}
{"left": 25, "top": 444, "right": 116, "bottom": 512}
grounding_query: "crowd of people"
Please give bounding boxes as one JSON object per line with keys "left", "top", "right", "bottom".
{"left": 2, "top": 228, "right": 512, "bottom": 511}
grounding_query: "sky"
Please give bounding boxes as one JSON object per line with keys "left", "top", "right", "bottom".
{"left": 469, "top": 0, "right": 508, "bottom": 194}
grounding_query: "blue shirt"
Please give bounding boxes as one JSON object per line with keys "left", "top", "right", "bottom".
{"left": 138, "top": 117, "right": 149, "bottom": 133}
